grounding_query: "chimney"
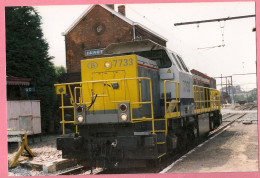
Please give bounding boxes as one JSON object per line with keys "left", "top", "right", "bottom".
{"left": 106, "top": 4, "right": 114, "bottom": 10}
{"left": 118, "top": 5, "right": 125, "bottom": 16}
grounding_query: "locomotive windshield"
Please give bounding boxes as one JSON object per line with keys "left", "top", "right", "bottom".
{"left": 103, "top": 40, "right": 172, "bottom": 68}
{"left": 135, "top": 49, "right": 172, "bottom": 68}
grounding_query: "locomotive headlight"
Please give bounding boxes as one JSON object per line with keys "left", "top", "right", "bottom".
{"left": 119, "top": 103, "right": 127, "bottom": 112}
{"left": 120, "top": 113, "right": 128, "bottom": 122}
{"left": 77, "top": 115, "right": 84, "bottom": 123}
{"left": 104, "top": 61, "right": 111, "bottom": 68}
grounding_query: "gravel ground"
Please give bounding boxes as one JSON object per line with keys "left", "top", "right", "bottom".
{"left": 8, "top": 135, "right": 62, "bottom": 164}
{"left": 165, "top": 110, "right": 258, "bottom": 173}
{"left": 8, "top": 135, "right": 102, "bottom": 176}
{"left": 8, "top": 167, "right": 45, "bottom": 176}
{"left": 8, "top": 164, "right": 85, "bottom": 176}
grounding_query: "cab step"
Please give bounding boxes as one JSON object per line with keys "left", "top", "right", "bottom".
{"left": 157, "top": 152, "right": 166, "bottom": 159}
{"left": 157, "top": 142, "right": 166, "bottom": 145}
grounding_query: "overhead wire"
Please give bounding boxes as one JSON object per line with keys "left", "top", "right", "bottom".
{"left": 124, "top": 4, "right": 207, "bottom": 65}
{"left": 125, "top": 4, "right": 190, "bottom": 45}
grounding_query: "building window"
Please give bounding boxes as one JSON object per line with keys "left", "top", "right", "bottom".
{"left": 94, "top": 23, "right": 106, "bottom": 35}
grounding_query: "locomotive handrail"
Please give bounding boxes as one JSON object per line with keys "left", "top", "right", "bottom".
{"left": 56, "top": 77, "right": 155, "bottom": 135}
{"left": 68, "top": 85, "right": 75, "bottom": 105}
{"left": 163, "top": 80, "right": 181, "bottom": 136}
{"left": 54, "top": 77, "right": 152, "bottom": 86}
{"left": 56, "top": 79, "right": 221, "bottom": 135}
{"left": 74, "top": 87, "right": 83, "bottom": 105}
{"left": 164, "top": 80, "right": 180, "bottom": 117}
{"left": 193, "top": 85, "right": 221, "bottom": 114}
{"left": 128, "top": 77, "right": 155, "bottom": 134}
{"left": 58, "top": 93, "right": 79, "bottom": 135}
{"left": 193, "top": 85, "right": 210, "bottom": 113}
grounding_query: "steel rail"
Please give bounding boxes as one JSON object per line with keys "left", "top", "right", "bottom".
{"left": 56, "top": 166, "right": 86, "bottom": 175}
{"left": 209, "top": 113, "right": 246, "bottom": 136}
{"left": 222, "top": 113, "right": 237, "bottom": 121}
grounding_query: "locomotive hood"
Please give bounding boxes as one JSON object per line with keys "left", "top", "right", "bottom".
{"left": 103, "top": 39, "right": 165, "bottom": 55}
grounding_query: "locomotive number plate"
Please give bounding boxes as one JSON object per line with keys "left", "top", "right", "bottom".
{"left": 113, "top": 58, "right": 133, "bottom": 67}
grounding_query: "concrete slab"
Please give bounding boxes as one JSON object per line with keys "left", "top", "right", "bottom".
{"left": 242, "top": 120, "right": 252, "bottom": 124}
{"left": 20, "top": 158, "right": 78, "bottom": 173}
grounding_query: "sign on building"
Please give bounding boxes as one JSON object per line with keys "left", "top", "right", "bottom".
{"left": 85, "top": 48, "right": 104, "bottom": 57}
{"left": 25, "top": 87, "right": 35, "bottom": 92}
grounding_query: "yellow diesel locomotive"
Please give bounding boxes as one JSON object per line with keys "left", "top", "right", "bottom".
{"left": 55, "top": 40, "right": 221, "bottom": 168}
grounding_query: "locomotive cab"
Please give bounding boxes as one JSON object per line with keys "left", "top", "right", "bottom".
{"left": 104, "top": 40, "right": 194, "bottom": 117}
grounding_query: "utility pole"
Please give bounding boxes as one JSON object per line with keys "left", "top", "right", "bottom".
{"left": 226, "top": 77, "right": 228, "bottom": 93}
{"left": 221, "top": 74, "right": 223, "bottom": 92}
{"left": 215, "top": 75, "right": 233, "bottom": 106}
{"left": 231, "top": 76, "right": 235, "bottom": 109}
{"left": 215, "top": 72, "right": 256, "bottom": 107}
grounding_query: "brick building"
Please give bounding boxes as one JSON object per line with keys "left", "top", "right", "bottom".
{"left": 62, "top": 4, "right": 168, "bottom": 77}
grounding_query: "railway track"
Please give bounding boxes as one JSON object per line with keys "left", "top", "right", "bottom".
{"left": 222, "top": 113, "right": 237, "bottom": 121}
{"left": 239, "top": 103, "right": 257, "bottom": 111}
{"left": 55, "top": 112, "right": 247, "bottom": 175}
{"left": 209, "top": 113, "right": 246, "bottom": 136}
{"left": 56, "top": 166, "right": 87, "bottom": 175}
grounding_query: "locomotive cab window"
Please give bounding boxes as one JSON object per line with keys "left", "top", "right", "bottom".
{"left": 172, "top": 53, "right": 183, "bottom": 71}
{"left": 135, "top": 50, "right": 172, "bottom": 68}
{"left": 176, "top": 55, "right": 189, "bottom": 72}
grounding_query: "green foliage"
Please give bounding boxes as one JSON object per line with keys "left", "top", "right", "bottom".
{"left": 234, "top": 94, "right": 246, "bottom": 102}
{"left": 55, "top": 66, "right": 66, "bottom": 78}
{"left": 6, "top": 6, "right": 57, "bottom": 133}
{"left": 247, "top": 89, "right": 257, "bottom": 102}
{"left": 234, "top": 89, "right": 257, "bottom": 103}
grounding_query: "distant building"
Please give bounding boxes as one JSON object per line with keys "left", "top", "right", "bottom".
{"left": 7, "top": 76, "right": 31, "bottom": 100}
{"left": 63, "top": 4, "right": 168, "bottom": 78}
{"left": 7, "top": 76, "right": 41, "bottom": 135}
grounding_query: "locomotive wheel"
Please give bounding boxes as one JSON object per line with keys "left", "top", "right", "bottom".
{"left": 213, "top": 113, "right": 222, "bottom": 127}
{"left": 214, "top": 118, "right": 220, "bottom": 127}
{"left": 187, "top": 126, "right": 195, "bottom": 143}
{"left": 209, "top": 119, "right": 214, "bottom": 131}
{"left": 176, "top": 129, "right": 194, "bottom": 151}
{"left": 147, "top": 158, "right": 161, "bottom": 168}
{"left": 176, "top": 134, "right": 187, "bottom": 151}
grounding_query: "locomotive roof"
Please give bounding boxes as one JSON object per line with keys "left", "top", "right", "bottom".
{"left": 103, "top": 39, "right": 165, "bottom": 55}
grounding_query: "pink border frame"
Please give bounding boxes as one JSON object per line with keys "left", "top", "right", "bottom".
{"left": 0, "top": 0, "right": 259, "bottom": 178}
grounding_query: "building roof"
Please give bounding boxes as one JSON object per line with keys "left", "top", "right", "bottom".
{"left": 62, "top": 4, "right": 168, "bottom": 42}
{"left": 7, "top": 76, "right": 31, "bottom": 86}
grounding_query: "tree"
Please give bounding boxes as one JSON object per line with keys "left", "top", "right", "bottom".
{"left": 6, "top": 6, "right": 57, "bottom": 133}
{"left": 55, "top": 66, "right": 66, "bottom": 78}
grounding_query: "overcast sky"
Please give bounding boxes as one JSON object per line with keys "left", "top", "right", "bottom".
{"left": 35, "top": 2, "right": 256, "bottom": 90}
